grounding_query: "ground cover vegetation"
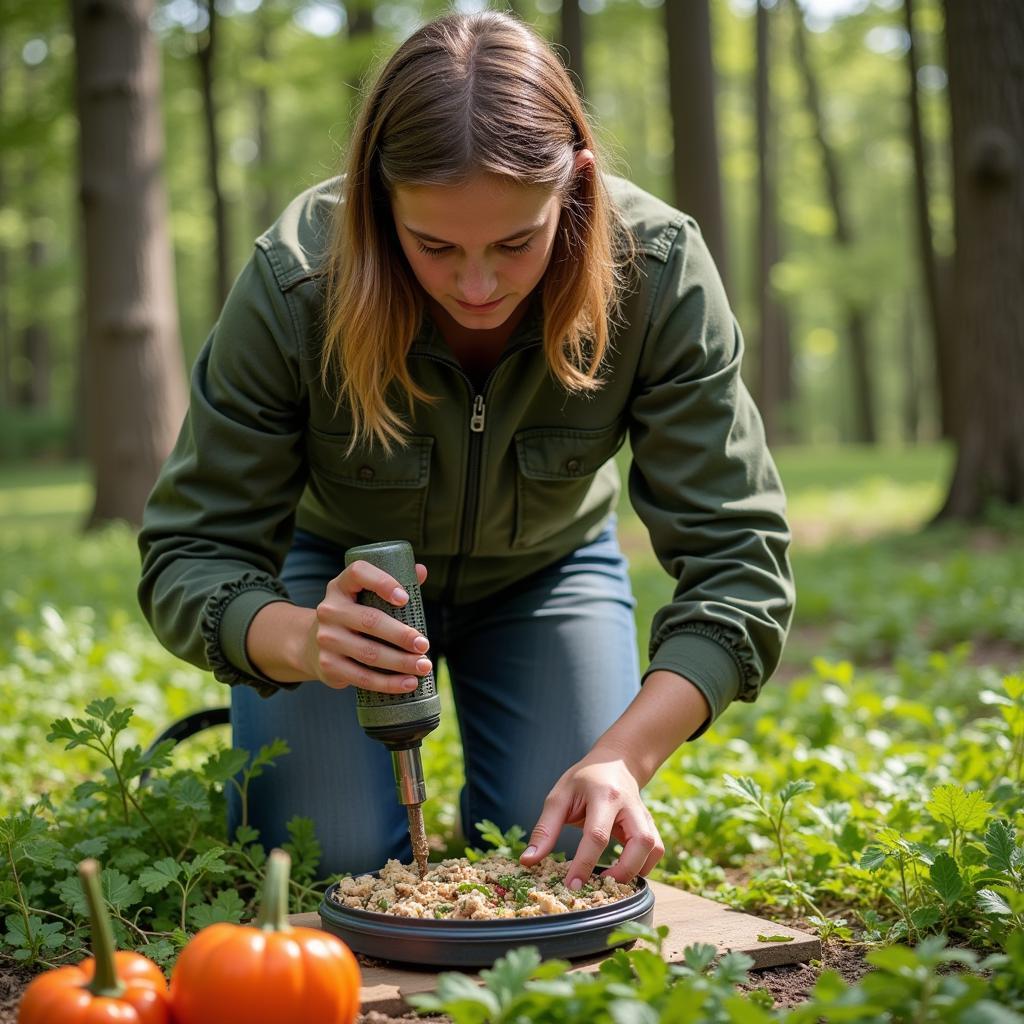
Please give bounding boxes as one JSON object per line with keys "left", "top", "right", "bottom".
{"left": 2, "top": 447, "right": 1023, "bottom": 1020}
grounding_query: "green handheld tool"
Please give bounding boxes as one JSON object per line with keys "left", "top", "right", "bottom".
{"left": 344, "top": 540, "right": 441, "bottom": 875}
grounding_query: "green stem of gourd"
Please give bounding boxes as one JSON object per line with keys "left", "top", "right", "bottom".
{"left": 257, "top": 849, "right": 294, "bottom": 932}
{"left": 79, "top": 859, "right": 125, "bottom": 999}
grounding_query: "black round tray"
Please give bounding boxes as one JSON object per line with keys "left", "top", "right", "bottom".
{"left": 318, "top": 869, "right": 655, "bottom": 968}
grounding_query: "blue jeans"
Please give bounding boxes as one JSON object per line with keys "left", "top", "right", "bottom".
{"left": 229, "top": 516, "right": 640, "bottom": 876}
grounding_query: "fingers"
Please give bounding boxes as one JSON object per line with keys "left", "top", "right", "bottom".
{"left": 310, "top": 559, "right": 435, "bottom": 691}
{"left": 331, "top": 561, "right": 431, "bottom": 649}
{"left": 313, "top": 650, "right": 423, "bottom": 694}
{"left": 337, "top": 558, "right": 414, "bottom": 605}
{"left": 565, "top": 804, "right": 618, "bottom": 890}
{"left": 600, "top": 809, "right": 664, "bottom": 883}
{"left": 520, "top": 789, "right": 573, "bottom": 866}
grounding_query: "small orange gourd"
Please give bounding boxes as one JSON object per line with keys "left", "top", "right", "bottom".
{"left": 18, "top": 858, "right": 171, "bottom": 1023}
{"left": 170, "top": 848, "right": 360, "bottom": 1024}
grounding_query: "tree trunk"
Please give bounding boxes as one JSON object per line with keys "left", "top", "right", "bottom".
{"left": 903, "top": 0, "right": 954, "bottom": 440}
{"left": 253, "top": 0, "right": 276, "bottom": 235}
{"left": 17, "top": 219, "right": 51, "bottom": 409}
{"left": 559, "top": 0, "right": 585, "bottom": 99}
{"left": 0, "top": 25, "right": 10, "bottom": 409}
{"left": 936, "top": 0, "right": 1024, "bottom": 518}
{"left": 197, "top": 0, "right": 230, "bottom": 312}
{"left": 755, "top": 0, "right": 794, "bottom": 443}
{"left": 791, "top": 0, "right": 877, "bottom": 443}
{"left": 901, "top": 291, "right": 920, "bottom": 443}
{"left": 71, "top": 0, "right": 188, "bottom": 528}
{"left": 665, "top": 0, "right": 729, "bottom": 293}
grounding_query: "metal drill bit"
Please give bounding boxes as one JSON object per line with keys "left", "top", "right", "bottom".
{"left": 407, "top": 803, "right": 429, "bottom": 877}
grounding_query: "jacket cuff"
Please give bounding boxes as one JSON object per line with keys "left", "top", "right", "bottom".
{"left": 200, "top": 573, "right": 296, "bottom": 698}
{"left": 642, "top": 630, "right": 743, "bottom": 741}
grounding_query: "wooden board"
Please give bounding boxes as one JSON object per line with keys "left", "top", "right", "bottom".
{"left": 289, "top": 880, "right": 820, "bottom": 1014}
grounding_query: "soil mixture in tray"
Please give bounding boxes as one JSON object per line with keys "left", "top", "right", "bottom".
{"left": 329, "top": 854, "right": 637, "bottom": 920}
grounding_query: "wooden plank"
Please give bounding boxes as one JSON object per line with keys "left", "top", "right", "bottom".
{"left": 289, "top": 879, "right": 820, "bottom": 1012}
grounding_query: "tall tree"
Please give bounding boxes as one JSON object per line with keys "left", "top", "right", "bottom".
{"left": 791, "top": 0, "right": 877, "bottom": 444}
{"left": 755, "top": 0, "right": 794, "bottom": 443}
{"left": 559, "top": 0, "right": 585, "bottom": 98}
{"left": 16, "top": 194, "right": 51, "bottom": 409}
{"left": 197, "top": 0, "right": 231, "bottom": 311}
{"left": 937, "top": 0, "right": 1024, "bottom": 518}
{"left": 253, "top": 0, "right": 278, "bottom": 236}
{"left": 903, "top": 0, "right": 953, "bottom": 439}
{"left": 71, "top": 0, "right": 187, "bottom": 528}
{"left": 0, "top": 26, "right": 10, "bottom": 408}
{"left": 665, "top": 0, "right": 729, "bottom": 292}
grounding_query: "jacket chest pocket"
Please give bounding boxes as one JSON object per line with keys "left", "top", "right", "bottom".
{"left": 306, "top": 430, "right": 433, "bottom": 549}
{"left": 512, "top": 423, "right": 624, "bottom": 549}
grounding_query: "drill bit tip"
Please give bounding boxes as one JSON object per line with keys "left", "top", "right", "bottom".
{"left": 407, "top": 804, "right": 429, "bottom": 878}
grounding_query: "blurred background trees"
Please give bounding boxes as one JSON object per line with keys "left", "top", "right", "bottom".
{"left": 1, "top": 0, "right": 1021, "bottom": 524}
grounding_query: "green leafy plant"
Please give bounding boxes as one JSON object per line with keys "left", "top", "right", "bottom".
{"left": 467, "top": 820, "right": 528, "bottom": 862}
{"left": 0, "top": 700, "right": 331, "bottom": 970}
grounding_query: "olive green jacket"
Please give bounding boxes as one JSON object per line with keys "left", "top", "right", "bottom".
{"left": 138, "top": 173, "right": 794, "bottom": 738}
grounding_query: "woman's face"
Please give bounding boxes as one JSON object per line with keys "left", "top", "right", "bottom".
{"left": 389, "top": 172, "right": 565, "bottom": 330}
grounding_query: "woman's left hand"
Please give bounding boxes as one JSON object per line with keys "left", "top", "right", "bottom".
{"left": 518, "top": 746, "right": 665, "bottom": 889}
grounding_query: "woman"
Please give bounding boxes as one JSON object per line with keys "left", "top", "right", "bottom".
{"left": 138, "top": 9, "right": 794, "bottom": 892}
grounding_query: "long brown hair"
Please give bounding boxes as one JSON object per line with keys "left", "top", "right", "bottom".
{"left": 322, "top": 9, "right": 639, "bottom": 454}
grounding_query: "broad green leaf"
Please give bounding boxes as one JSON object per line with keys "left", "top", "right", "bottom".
{"left": 925, "top": 784, "right": 992, "bottom": 834}
{"left": 607, "top": 920, "right": 666, "bottom": 949}
{"left": 188, "top": 889, "right": 246, "bottom": 929}
{"left": 713, "top": 950, "right": 754, "bottom": 985}
{"left": 479, "top": 945, "right": 541, "bottom": 1006}
{"left": 867, "top": 944, "right": 919, "bottom": 972}
{"left": 977, "top": 888, "right": 1012, "bottom": 916}
{"left": 860, "top": 846, "right": 889, "bottom": 871}
{"left": 930, "top": 852, "right": 964, "bottom": 906}
{"left": 73, "top": 837, "right": 108, "bottom": 858}
{"left": 204, "top": 748, "right": 250, "bottom": 784}
{"left": 873, "top": 827, "right": 912, "bottom": 856}
{"left": 722, "top": 995, "right": 775, "bottom": 1024}
{"left": 424, "top": 970, "right": 500, "bottom": 1019}
{"left": 55, "top": 869, "right": 143, "bottom": 917}
{"left": 628, "top": 947, "right": 669, "bottom": 994}
{"left": 984, "top": 820, "right": 1017, "bottom": 874}
{"left": 138, "top": 857, "right": 182, "bottom": 893}
{"left": 169, "top": 774, "right": 208, "bottom": 813}
{"left": 185, "top": 849, "right": 228, "bottom": 879}
{"left": 910, "top": 905, "right": 942, "bottom": 930}
{"left": 608, "top": 999, "right": 659, "bottom": 1024}
{"left": 232, "top": 825, "right": 261, "bottom": 847}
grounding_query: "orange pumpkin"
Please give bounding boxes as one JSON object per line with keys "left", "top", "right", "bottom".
{"left": 18, "top": 858, "right": 170, "bottom": 1023}
{"left": 170, "top": 848, "right": 360, "bottom": 1024}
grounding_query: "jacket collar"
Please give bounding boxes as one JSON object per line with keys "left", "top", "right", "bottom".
{"left": 408, "top": 290, "right": 544, "bottom": 362}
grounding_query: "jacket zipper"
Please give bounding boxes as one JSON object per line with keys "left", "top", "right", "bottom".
{"left": 411, "top": 347, "right": 527, "bottom": 604}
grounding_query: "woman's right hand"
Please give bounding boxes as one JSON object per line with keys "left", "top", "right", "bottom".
{"left": 301, "top": 558, "right": 432, "bottom": 693}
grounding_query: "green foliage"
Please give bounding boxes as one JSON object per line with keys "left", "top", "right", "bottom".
{"left": 467, "top": 820, "right": 529, "bottom": 862}
{"left": 412, "top": 928, "right": 1024, "bottom": 1022}
{"left": 3, "top": 452, "right": 1024, "bottom": 1020}
{"left": 0, "top": 698, "right": 335, "bottom": 970}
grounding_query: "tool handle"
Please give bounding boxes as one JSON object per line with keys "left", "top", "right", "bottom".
{"left": 344, "top": 540, "right": 440, "bottom": 744}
